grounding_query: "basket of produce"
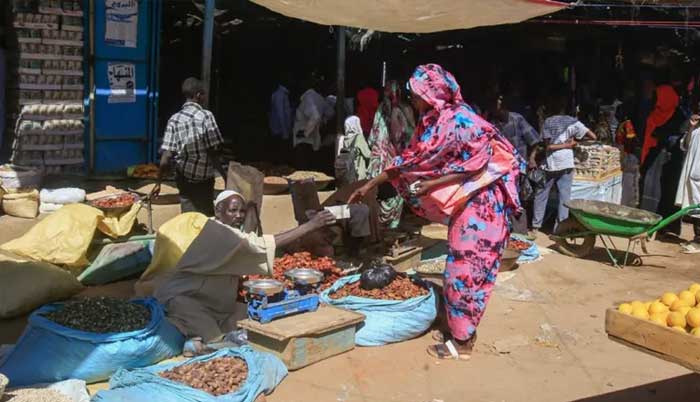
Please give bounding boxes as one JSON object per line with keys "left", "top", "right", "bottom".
{"left": 127, "top": 164, "right": 160, "bottom": 179}
{"left": 413, "top": 258, "right": 444, "bottom": 276}
{"left": 285, "top": 171, "right": 335, "bottom": 191}
{"left": 263, "top": 176, "right": 289, "bottom": 195}
{"left": 89, "top": 192, "right": 140, "bottom": 215}
{"left": 574, "top": 144, "right": 622, "bottom": 180}
{"left": 248, "top": 162, "right": 295, "bottom": 177}
{"left": 606, "top": 284, "right": 700, "bottom": 373}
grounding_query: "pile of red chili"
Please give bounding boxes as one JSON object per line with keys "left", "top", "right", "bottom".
{"left": 241, "top": 252, "right": 344, "bottom": 299}
{"left": 329, "top": 274, "right": 428, "bottom": 301}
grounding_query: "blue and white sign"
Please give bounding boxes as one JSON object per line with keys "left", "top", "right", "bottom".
{"left": 105, "top": 0, "right": 139, "bottom": 48}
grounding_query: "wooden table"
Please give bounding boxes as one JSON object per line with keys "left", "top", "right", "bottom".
{"left": 238, "top": 305, "right": 365, "bottom": 370}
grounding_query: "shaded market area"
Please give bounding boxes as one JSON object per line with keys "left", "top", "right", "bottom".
{"left": 1, "top": 1, "right": 700, "bottom": 402}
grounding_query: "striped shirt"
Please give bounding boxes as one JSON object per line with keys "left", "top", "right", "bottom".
{"left": 162, "top": 102, "right": 223, "bottom": 182}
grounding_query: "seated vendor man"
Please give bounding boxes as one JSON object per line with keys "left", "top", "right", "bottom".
{"left": 154, "top": 190, "right": 336, "bottom": 349}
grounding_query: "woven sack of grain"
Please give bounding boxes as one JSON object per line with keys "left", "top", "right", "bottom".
{"left": 2, "top": 189, "right": 39, "bottom": 218}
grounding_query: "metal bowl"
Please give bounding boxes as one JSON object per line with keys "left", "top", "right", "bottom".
{"left": 285, "top": 268, "right": 324, "bottom": 285}
{"left": 242, "top": 279, "right": 284, "bottom": 296}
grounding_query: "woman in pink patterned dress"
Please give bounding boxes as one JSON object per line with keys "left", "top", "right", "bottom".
{"left": 350, "top": 64, "right": 522, "bottom": 359}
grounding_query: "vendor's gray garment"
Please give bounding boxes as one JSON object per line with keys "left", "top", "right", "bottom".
{"left": 155, "top": 219, "right": 275, "bottom": 341}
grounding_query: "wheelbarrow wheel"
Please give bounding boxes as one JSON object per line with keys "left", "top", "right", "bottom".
{"left": 554, "top": 218, "right": 596, "bottom": 258}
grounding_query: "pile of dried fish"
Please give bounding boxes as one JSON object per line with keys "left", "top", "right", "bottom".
{"left": 42, "top": 297, "right": 151, "bottom": 333}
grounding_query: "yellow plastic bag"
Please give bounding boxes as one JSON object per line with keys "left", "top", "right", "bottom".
{"left": 98, "top": 202, "right": 143, "bottom": 238}
{"left": 0, "top": 204, "right": 103, "bottom": 272}
{"left": 0, "top": 251, "right": 83, "bottom": 319}
{"left": 134, "top": 212, "right": 208, "bottom": 296}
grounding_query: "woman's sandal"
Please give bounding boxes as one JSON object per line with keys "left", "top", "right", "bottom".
{"left": 427, "top": 340, "right": 471, "bottom": 361}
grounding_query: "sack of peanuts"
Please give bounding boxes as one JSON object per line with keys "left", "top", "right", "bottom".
{"left": 91, "top": 346, "right": 287, "bottom": 402}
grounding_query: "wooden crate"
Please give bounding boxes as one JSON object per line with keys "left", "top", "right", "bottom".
{"left": 238, "top": 305, "right": 365, "bottom": 370}
{"left": 605, "top": 309, "right": 700, "bottom": 373}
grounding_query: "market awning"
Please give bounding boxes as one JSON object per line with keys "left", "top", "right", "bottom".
{"left": 248, "top": 0, "right": 567, "bottom": 33}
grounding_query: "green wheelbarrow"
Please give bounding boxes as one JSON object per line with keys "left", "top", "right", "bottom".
{"left": 550, "top": 199, "right": 700, "bottom": 268}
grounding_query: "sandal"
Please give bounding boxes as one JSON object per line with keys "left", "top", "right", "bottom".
{"left": 427, "top": 340, "right": 471, "bottom": 361}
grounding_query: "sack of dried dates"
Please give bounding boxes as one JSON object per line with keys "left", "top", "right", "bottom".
{"left": 91, "top": 346, "right": 287, "bottom": 402}
{"left": 0, "top": 297, "right": 185, "bottom": 386}
{"left": 320, "top": 274, "right": 437, "bottom": 346}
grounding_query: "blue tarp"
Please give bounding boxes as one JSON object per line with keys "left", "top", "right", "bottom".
{"left": 320, "top": 274, "right": 437, "bottom": 346}
{"left": 0, "top": 298, "right": 184, "bottom": 386}
{"left": 91, "top": 347, "right": 287, "bottom": 402}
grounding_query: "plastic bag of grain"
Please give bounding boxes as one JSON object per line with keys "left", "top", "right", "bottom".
{"left": 2, "top": 189, "right": 39, "bottom": 218}
{"left": 0, "top": 164, "right": 42, "bottom": 190}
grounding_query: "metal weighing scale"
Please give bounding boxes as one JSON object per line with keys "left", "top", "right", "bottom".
{"left": 242, "top": 268, "right": 323, "bottom": 324}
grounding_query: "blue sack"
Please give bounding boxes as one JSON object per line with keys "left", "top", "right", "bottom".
{"left": 91, "top": 346, "right": 288, "bottom": 402}
{"left": 320, "top": 274, "right": 437, "bottom": 346}
{"left": 0, "top": 298, "right": 184, "bottom": 386}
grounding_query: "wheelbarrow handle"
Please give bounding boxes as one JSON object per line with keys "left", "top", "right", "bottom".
{"left": 646, "top": 203, "right": 700, "bottom": 237}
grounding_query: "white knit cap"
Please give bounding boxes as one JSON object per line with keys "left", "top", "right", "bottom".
{"left": 214, "top": 190, "right": 245, "bottom": 208}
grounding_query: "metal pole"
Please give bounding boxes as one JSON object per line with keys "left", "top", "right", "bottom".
{"left": 201, "top": 0, "right": 215, "bottom": 108}
{"left": 335, "top": 26, "right": 346, "bottom": 135}
{"left": 88, "top": 0, "right": 95, "bottom": 173}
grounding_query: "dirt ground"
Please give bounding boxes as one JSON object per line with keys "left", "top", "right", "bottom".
{"left": 1, "top": 195, "right": 700, "bottom": 402}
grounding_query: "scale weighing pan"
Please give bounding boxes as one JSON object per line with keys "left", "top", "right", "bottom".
{"left": 285, "top": 268, "right": 324, "bottom": 285}
{"left": 242, "top": 279, "right": 284, "bottom": 296}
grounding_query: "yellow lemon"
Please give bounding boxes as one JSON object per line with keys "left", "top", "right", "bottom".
{"left": 671, "top": 326, "right": 687, "bottom": 333}
{"left": 630, "top": 300, "right": 645, "bottom": 310}
{"left": 679, "top": 306, "right": 692, "bottom": 316}
{"left": 689, "top": 283, "right": 700, "bottom": 294}
{"left": 691, "top": 327, "right": 700, "bottom": 337}
{"left": 670, "top": 299, "right": 689, "bottom": 312}
{"left": 618, "top": 303, "right": 633, "bottom": 315}
{"left": 667, "top": 311, "right": 687, "bottom": 328}
{"left": 649, "top": 313, "right": 668, "bottom": 326}
{"left": 661, "top": 293, "right": 678, "bottom": 307}
{"left": 631, "top": 306, "right": 650, "bottom": 320}
{"left": 696, "top": 290, "right": 700, "bottom": 306}
{"left": 648, "top": 301, "right": 668, "bottom": 314}
{"left": 643, "top": 301, "right": 652, "bottom": 310}
{"left": 679, "top": 290, "right": 697, "bottom": 307}
{"left": 686, "top": 308, "right": 700, "bottom": 329}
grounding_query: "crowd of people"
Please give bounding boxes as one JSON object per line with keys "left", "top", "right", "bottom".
{"left": 153, "top": 63, "right": 700, "bottom": 360}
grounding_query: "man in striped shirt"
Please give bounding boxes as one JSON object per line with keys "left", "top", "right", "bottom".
{"left": 158, "top": 77, "right": 226, "bottom": 216}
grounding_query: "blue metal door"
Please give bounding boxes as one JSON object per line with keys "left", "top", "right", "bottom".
{"left": 92, "top": 0, "right": 160, "bottom": 173}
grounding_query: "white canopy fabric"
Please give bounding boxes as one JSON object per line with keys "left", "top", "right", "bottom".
{"left": 250, "top": 0, "right": 567, "bottom": 33}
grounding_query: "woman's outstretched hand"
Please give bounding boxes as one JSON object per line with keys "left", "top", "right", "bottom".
{"left": 348, "top": 184, "right": 372, "bottom": 204}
